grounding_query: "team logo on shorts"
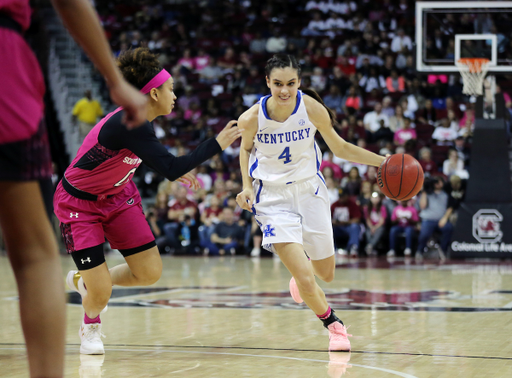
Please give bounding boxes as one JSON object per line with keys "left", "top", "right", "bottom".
{"left": 70, "top": 212, "right": 79, "bottom": 218}
{"left": 298, "top": 119, "right": 306, "bottom": 126}
{"left": 263, "top": 224, "right": 276, "bottom": 237}
{"left": 127, "top": 198, "right": 134, "bottom": 205}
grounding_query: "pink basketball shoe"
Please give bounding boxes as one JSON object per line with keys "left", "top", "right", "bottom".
{"left": 289, "top": 277, "right": 303, "bottom": 304}
{"left": 327, "top": 322, "right": 352, "bottom": 352}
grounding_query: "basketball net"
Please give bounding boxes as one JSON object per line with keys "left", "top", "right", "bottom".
{"left": 455, "top": 58, "right": 490, "bottom": 96}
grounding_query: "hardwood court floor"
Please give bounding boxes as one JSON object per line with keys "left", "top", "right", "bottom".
{"left": 1, "top": 254, "right": 512, "bottom": 377}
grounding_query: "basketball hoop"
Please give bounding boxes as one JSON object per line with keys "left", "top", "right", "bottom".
{"left": 456, "top": 58, "right": 490, "bottom": 96}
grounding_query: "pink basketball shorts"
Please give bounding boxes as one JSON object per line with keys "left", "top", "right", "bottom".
{"left": 54, "top": 180, "right": 155, "bottom": 255}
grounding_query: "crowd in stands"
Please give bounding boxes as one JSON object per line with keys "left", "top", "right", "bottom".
{"left": 88, "top": 0, "right": 512, "bottom": 257}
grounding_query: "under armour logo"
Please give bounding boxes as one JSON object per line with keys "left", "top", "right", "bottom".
{"left": 298, "top": 119, "right": 305, "bottom": 126}
{"left": 127, "top": 198, "right": 134, "bottom": 205}
{"left": 70, "top": 212, "right": 79, "bottom": 218}
{"left": 263, "top": 224, "right": 276, "bottom": 238}
{"left": 81, "top": 257, "right": 91, "bottom": 264}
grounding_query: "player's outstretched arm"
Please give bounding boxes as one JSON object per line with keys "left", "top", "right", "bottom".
{"left": 236, "top": 108, "right": 259, "bottom": 212}
{"left": 304, "top": 96, "right": 385, "bottom": 167}
{"left": 51, "top": 0, "right": 147, "bottom": 128}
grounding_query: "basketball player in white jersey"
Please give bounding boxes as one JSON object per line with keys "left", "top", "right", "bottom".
{"left": 236, "top": 55, "right": 386, "bottom": 351}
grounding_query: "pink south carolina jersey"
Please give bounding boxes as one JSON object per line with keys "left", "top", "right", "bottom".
{"left": 64, "top": 108, "right": 141, "bottom": 196}
{"left": 248, "top": 91, "right": 322, "bottom": 185}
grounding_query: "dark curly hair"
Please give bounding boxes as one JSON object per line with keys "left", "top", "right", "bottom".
{"left": 116, "top": 47, "right": 163, "bottom": 90}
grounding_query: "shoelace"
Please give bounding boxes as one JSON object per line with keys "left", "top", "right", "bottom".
{"left": 330, "top": 324, "right": 352, "bottom": 340}
{"left": 83, "top": 325, "right": 106, "bottom": 342}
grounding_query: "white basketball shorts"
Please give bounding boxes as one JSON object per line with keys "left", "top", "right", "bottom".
{"left": 252, "top": 174, "right": 335, "bottom": 260}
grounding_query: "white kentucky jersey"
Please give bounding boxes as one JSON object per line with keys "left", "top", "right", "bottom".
{"left": 248, "top": 91, "right": 322, "bottom": 185}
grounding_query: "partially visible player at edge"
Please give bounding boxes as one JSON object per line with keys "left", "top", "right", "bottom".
{"left": 54, "top": 47, "right": 241, "bottom": 356}
{"left": 0, "top": 0, "right": 147, "bottom": 377}
{"left": 236, "top": 54, "right": 385, "bottom": 352}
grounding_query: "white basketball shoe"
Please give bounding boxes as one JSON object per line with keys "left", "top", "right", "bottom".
{"left": 79, "top": 322, "right": 105, "bottom": 355}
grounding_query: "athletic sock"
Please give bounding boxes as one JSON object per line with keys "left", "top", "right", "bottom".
{"left": 317, "top": 307, "right": 343, "bottom": 328}
{"left": 84, "top": 314, "right": 101, "bottom": 324}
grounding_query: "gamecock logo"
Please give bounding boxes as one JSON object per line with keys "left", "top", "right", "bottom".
{"left": 473, "top": 209, "right": 503, "bottom": 243}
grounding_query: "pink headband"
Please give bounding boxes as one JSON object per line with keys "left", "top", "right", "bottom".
{"left": 140, "top": 69, "right": 172, "bottom": 94}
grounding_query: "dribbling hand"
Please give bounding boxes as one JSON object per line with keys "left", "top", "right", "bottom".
{"left": 109, "top": 79, "right": 148, "bottom": 129}
{"left": 216, "top": 120, "right": 243, "bottom": 150}
{"left": 176, "top": 172, "right": 201, "bottom": 190}
{"left": 236, "top": 188, "right": 255, "bottom": 212}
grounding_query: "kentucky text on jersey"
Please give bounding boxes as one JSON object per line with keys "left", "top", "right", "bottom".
{"left": 256, "top": 128, "right": 311, "bottom": 144}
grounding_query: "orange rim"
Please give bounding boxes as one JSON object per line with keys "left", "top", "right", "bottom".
{"left": 457, "top": 58, "right": 490, "bottom": 73}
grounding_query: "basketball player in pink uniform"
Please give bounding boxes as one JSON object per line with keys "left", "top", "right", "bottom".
{"left": 54, "top": 47, "right": 241, "bottom": 355}
{"left": 0, "top": 0, "right": 147, "bottom": 376}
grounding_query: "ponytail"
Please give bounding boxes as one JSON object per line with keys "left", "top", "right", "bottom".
{"left": 301, "top": 87, "right": 339, "bottom": 128}
{"left": 265, "top": 54, "right": 338, "bottom": 128}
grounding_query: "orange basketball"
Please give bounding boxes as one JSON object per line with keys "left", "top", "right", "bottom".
{"left": 377, "top": 154, "right": 424, "bottom": 201}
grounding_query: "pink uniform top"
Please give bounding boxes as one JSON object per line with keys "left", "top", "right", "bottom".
{"left": 63, "top": 107, "right": 222, "bottom": 197}
{"left": 0, "top": 0, "right": 46, "bottom": 144}
{"left": 0, "top": 0, "right": 31, "bottom": 30}
{"left": 65, "top": 108, "right": 142, "bottom": 196}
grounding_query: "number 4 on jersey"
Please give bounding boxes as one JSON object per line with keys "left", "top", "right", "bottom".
{"left": 278, "top": 146, "right": 292, "bottom": 164}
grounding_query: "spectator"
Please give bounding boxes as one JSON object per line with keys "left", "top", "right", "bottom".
{"left": 325, "top": 177, "right": 340, "bottom": 205}
{"left": 453, "top": 136, "right": 470, "bottom": 166}
{"left": 416, "top": 177, "right": 454, "bottom": 259}
{"left": 177, "top": 86, "right": 200, "bottom": 112}
{"left": 266, "top": 29, "right": 287, "bottom": 53}
{"left": 342, "top": 86, "right": 363, "bottom": 114}
{"left": 331, "top": 190, "right": 362, "bottom": 257}
{"left": 443, "top": 148, "right": 468, "bottom": 179}
{"left": 459, "top": 108, "right": 475, "bottom": 129}
{"left": 198, "top": 195, "right": 223, "bottom": 247}
{"left": 217, "top": 47, "right": 238, "bottom": 73}
{"left": 388, "top": 105, "right": 405, "bottom": 132}
{"left": 177, "top": 48, "right": 194, "bottom": 73}
{"left": 388, "top": 200, "right": 419, "bottom": 257}
{"left": 391, "top": 28, "right": 412, "bottom": 52}
{"left": 357, "top": 181, "right": 373, "bottom": 207}
{"left": 162, "top": 186, "right": 198, "bottom": 252}
{"left": 458, "top": 114, "right": 474, "bottom": 138}
{"left": 303, "top": 12, "right": 328, "bottom": 36}
{"left": 417, "top": 99, "right": 437, "bottom": 125}
{"left": 394, "top": 118, "right": 416, "bottom": 146}
{"left": 324, "top": 84, "right": 343, "bottom": 114}
{"left": 359, "top": 67, "right": 386, "bottom": 93}
{"left": 340, "top": 167, "right": 362, "bottom": 196}
{"left": 196, "top": 165, "right": 212, "bottom": 191}
{"left": 202, "top": 207, "right": 244, "bottom": 255}
{"left": 399, "top": 97, "right": 417, "bottom": 119}
{"left": 336, "top": 56, "right": 356, "bottom": 77}
{"left": 447, "top": 109, "right": 460, "bottom": 131}
{"left": 373, "top": 119, "right": 395, "bottom": 144}
{"left": 72, "top": 90, "right": 104, "bottom": 139}
{"left": 184, "top": 102, "right": 202, "bottom": 124}
{"left": 381, "top": 96, "right": 395, "bottom": 117}
{"left": 363, "top": 103, "right": 390, "bottom": 133}
{"left": 311, "top": 67, "right": 327, "bottom": 92}
{"left": 386, "top": 70, "right": 405, "bottom": 92}
{"left": 199, "top": 58, "right": 224, "bottom": 84}
{"left": 250, "top": 32, "right": 267, "bottom": 54}
{"left": 227, "top": 69, "right": 246, "bottom": 94}
{"left": 418, "top": 147, "right": 438, "bottom": 177}
{"left": 193, "top": 48, "right": 211, "bottom": 71}
{"left": 433, "top": 118, "right": 458, "bottom": 145}
{"left": 320, "top": 151, "right": 343, "bottom": 179}
{"left": 364, "top": 192, "right": 387, "bottom": 255}
{"left": 445, "top": 174, "right": 466, "bottom": 225}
